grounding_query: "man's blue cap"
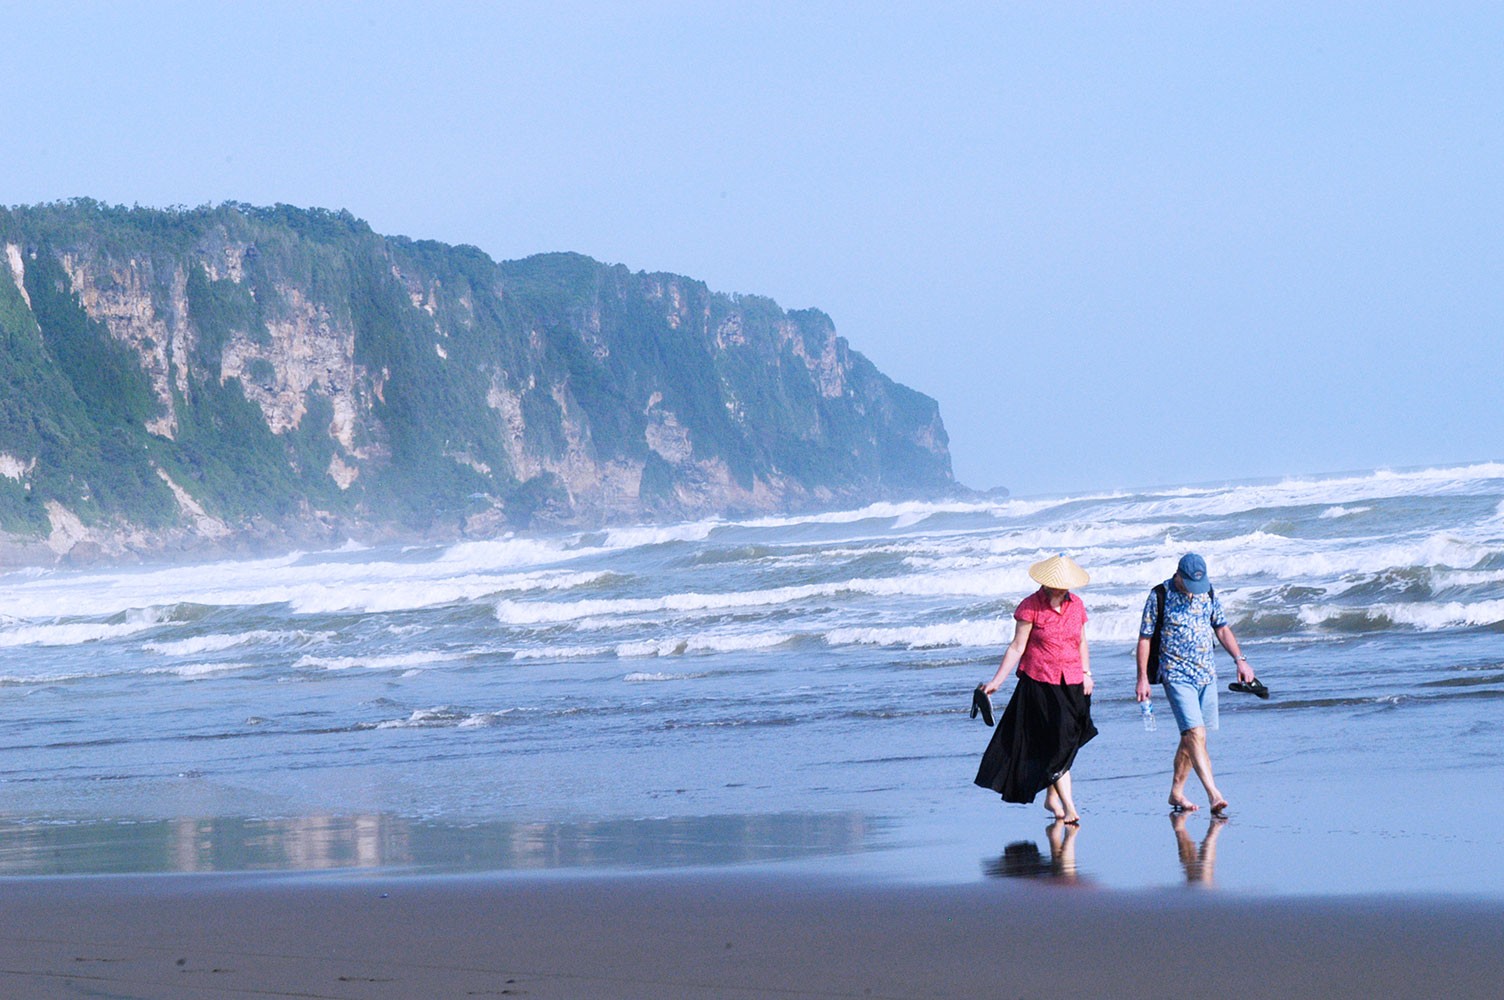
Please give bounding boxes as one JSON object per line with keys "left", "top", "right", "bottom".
{"left": 1177, "top": 553, "right": 1212, "bottom": 593}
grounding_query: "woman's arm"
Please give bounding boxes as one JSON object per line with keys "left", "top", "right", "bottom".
{"left": 982, "top": 620, "right": 1033, "bottom": 695}
{"left": 1079, "top": 632, "right": 1093, "bottom": 696}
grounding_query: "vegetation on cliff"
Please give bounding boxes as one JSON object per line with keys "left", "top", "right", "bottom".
{"left": 0, "top": 200, "right": 955, "bottom": 558}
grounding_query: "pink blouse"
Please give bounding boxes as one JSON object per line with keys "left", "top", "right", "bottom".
{"left": 1014, "top": 588, "right": 1088, "bottom": 685}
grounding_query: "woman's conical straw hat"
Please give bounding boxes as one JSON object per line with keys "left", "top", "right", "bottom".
{"left": 1029, "top": 554, "right": 1090, "bottom": 590}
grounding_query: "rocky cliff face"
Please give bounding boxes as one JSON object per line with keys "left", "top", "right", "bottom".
{"left": 0, "top": 201, "right": 956, "bottom": 564}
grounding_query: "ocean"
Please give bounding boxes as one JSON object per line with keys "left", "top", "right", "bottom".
{"left": 2, "top": 462, "right": 1502, "bottom": 894}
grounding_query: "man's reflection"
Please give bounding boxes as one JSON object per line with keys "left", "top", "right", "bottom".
{"left": 1171, "top": 811, "right": 1226, "bottom": 885}
{"left": 985, "top": 819, "right": 1085, "bottom": 882}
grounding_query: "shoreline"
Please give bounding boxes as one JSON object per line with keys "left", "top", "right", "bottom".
{"left": 1, "top": 868, "right": 1500, "bottom": 998}
{"left": 5, "top": 751, "right": 1504, "bottom": 895}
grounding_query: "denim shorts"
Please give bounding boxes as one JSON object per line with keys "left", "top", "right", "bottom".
{"left": 1162, "top": 678, "right": 1219, "bottom": 733}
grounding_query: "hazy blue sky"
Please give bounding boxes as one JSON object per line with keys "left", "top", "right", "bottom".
{"left": 4, "top": 2, "right": 1500, "bottom": 496}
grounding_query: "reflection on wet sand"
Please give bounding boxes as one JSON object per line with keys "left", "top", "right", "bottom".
{"left": 0, "top": 811, "right": 883, "bottom": 876}
{"left": 1171, "top": 811, "right": 1226, "bottom": 885}
{"left": 985, "top": 819, "right": 1088, "bottom": 883}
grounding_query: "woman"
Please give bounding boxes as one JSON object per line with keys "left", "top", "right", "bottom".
{"left": 974, "top": 554, "right": 1097, "bottom": 824}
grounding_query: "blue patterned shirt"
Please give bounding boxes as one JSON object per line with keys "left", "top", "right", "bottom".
{"left": 1139, "top": 579, "right": 1228, "bottom": 687}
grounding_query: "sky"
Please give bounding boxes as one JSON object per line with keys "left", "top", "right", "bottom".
{"left": 3, "top": 2, "right": 1500, "bottom": 497}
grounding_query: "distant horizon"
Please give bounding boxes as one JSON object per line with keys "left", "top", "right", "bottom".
{"left": 1006, "top": 456, "right": 1504, "bottom": 500}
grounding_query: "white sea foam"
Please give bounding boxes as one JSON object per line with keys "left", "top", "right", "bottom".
{"left": 144, "top": 630, "right": 287, "bottom": 656}
{"left": 458, "top": 712, "right": 512, "bottom": 727}
{"left": 294, "top": 651, "right": 456, "bottom": 672}
{"left": 510, "top": 644, "right": 615, "bottom": 661}
{"left": 823, "top": 608, "right": 1147, "bottom": 650}
{"left": 2, "top": 461, "right": 1499, "bottom": 708}
{"left": 0, "top": 619, "right": 161, "bottom": 648}
{"left": 143, "top": 661, "right": 251, "bottom": 678}
{"left": 433, "top": 534, "right": 584, "bottom": 568}
{"left": 1434, "top": 568, "right": 1504, "bottom": 589}
{"left": 891, "top": 521, "right": 1169, "bottom": 574}
{"left": 1101, "top": 463, "right": 1504, "bottom": 522}
{"left": 1382, "top": 599, "right": 1504, "bottom": 629}
{"left": 8, "top": 461, "right": 1499, "bottom": 626}
{"left": 493, "top": 568, "right": 1052, "bottom": 626}
{"left": 617, "top": 632, "right": 794, "bottom": 658}
{"left": 496, "top": 549, "right": 1330, "bottom": 630}
{"left": 614, "top": 639, "right": 682, "bottom": 657}
{"left": 826, "top": 618, "right": 1016, "bottom": 649}
{"left": 0, "top": 670, "right": 113, "bottom": 685}
{"left": 601, "top": 520, "right": 721, "bottom": 549}
{"left": 690, "top": 631, "right": 794, "bottom": 653}
{"left": 1083, "top": 609, "right": 1155, "bottom": 644}
{"left": 284, "top": 569, "right": 614, "bottom": 615}
{"left": 732, "top": 500, "right": 978, "bottom": 531}
{"left": 993, "top": 521, "right": 1172, "bottom": 552}
{"left": 373, "top": 706, "right": 517, "bottom": 729}
{"left": 0, "top": 547, "right": 610, "bottom": 622}
{"left": 1072, "top": 530, "right": 1496, "bottom": 594}
{"left": 623, "top": 671, "right": 711, "bottom": 682}
{"left": 496, "top": 586, "right": 814, "bottom": 624}
{"left": 1300, "top": 599, "right": 1504, "bottom": 631}
{"left": 613, "top": 639, "right": 675, "bottom": 658}
{"left": 507, "top": 630, "right": 794, "bottom": 661}
{"left": 716, "top": 495, "right": 1123, "bottom": 537}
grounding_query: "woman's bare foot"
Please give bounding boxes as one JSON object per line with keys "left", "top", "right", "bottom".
{"left": 1044, "top": 790, "right": 1066, "bottom": 820}
{"left": 1062, "top": 813, "right": 1081, "bottom": 826}
{"left": 1210, "top": 799, "right": 1229, "bottom": 816}
{"left": 1169, "top": 794, "right": 1199, "bottom": 812}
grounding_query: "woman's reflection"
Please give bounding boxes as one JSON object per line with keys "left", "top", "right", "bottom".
{"left": 985, "top": 819, "right": 1086, "bottom": 882}
{"left": 1171, "top": 811, "right": 1226, "bottom": 885}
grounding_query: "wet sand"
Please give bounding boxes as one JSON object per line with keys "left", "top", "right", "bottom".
{"left": 1, "top": 871, "right": 1500, "bottom": 999}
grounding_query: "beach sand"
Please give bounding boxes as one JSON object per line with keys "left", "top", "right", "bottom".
{"left": 1, "top": 871, "right": 1500, "bottom": 999}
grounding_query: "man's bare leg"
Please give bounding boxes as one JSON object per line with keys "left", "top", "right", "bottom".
{"left": 1170, "top": 726, "right": 1227, "bottom": 814}
{"left": 1169, "top": 729, "right": 1199, "bottom": 810}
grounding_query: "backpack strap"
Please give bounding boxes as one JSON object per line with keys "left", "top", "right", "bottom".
{"left": 1147, "top": 583, "right": 1167, "bottom": 684}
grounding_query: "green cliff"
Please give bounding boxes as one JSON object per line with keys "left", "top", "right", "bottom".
{"left": 0, "top": 200, "right": 955, "bottom": 563}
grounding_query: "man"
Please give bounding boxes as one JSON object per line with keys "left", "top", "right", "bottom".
{"left": 1135, "top": 553, "right": 1254, "bottom": 815}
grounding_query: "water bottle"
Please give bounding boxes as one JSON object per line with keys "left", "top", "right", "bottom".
{"left": 1140, "top": 699, "right": 1157, "bottom": 732}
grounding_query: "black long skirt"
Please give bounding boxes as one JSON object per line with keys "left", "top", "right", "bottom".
{"left": 974, "top": 673, "right": 1097, "bottom": 804}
